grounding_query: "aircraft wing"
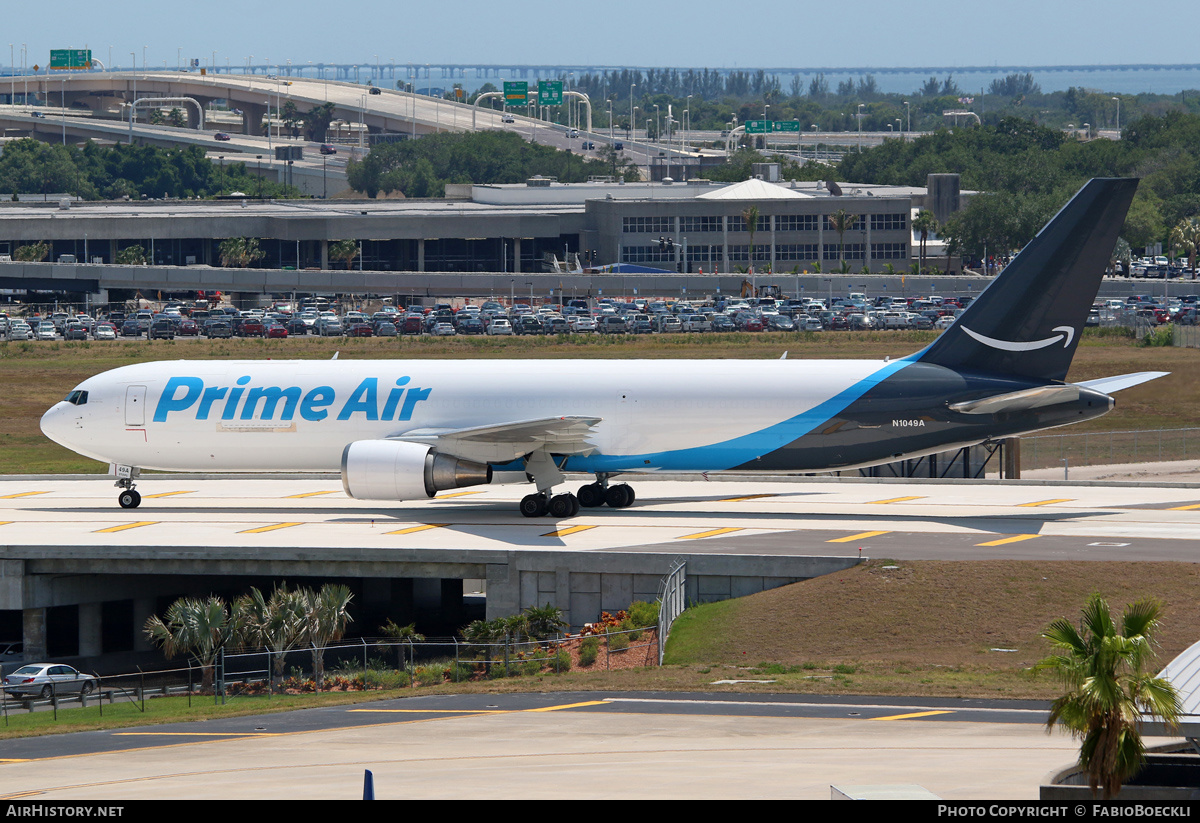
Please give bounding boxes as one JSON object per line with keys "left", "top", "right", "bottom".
{"left": 392, "top": 415, "right": 602, "bottom": 464}
{"left": 1077, "top": 371, "right": 1170, "bottom": 394}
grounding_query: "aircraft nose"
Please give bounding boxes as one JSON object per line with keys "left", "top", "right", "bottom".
{"left": 40, "top": 402, "right": 75, "bottom": 448}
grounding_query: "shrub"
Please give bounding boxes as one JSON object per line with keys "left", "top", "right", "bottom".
{"left": 628, "top": 600, "right": 660, "bottom": 627}
{"left": 448, "top": 661, "right": 475, "bottom": 683}
{"left": 414, "top": 666, "right": 443, "bottom": 687}
{"left": 520, "top": 659, "right": 542, "bottom": 676}
{"left": 579, "top": 637, "right": 600, "bottom": 667}
{"left": 608, "top": 632, "right": 630, "bottom": 652}
{"left": 551, "top": 648, "right": 571, "bottom": 672}
{"left": 1141, "top": 325, "right": 1175, "bottom": 347}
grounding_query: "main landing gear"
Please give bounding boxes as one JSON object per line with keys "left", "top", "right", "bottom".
{"left": 518, "top": 475, "right": 635, "bottom": 519}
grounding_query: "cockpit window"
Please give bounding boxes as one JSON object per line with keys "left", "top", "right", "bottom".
{"left": 65, "top": 390, "right": 88, "bottom": 406}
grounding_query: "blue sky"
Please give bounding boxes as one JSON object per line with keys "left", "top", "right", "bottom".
{"left": 6, "top": 0, "right": 1198, "bottom": 70}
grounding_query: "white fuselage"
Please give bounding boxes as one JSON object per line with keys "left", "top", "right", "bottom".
{"left": 40, "top": 358, "right": 901, "bottom": 474}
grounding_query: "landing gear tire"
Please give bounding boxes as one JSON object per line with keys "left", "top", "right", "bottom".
{"left": 548, "top": 493, "right": 580, "bottom": 518}
{"left": 118, "top": 489, "right": 142, "bottom": 509}
{"left": 605, "top": 483, "right": 635, "bottom": 509}
{"left": 520, "top": 493, "right": 549, "bottom": 518}
{"left": 577, "top": 483, "right": 605, "bottom": 508}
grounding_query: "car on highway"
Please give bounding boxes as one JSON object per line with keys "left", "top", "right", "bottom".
{"left": 3, "top": 663, "right": 97, "bottom": 699}
{"left": 369, "top": 86, "right": 381, "bottom": 95}
{"left": 214, "top": 132, "right": 231, "bottom": 141}
{"left": 320, "top": 144, "right": 337, "bottom": 155}
{"left": 501, "top": 115, "right": 515, "bottom": 124}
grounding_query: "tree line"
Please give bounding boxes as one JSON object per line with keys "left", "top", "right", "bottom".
{"left": 0, "top": 139, "right": 300, "bottom": 201}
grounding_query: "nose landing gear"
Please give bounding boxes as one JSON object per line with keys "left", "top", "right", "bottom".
{"left": 114, "top": 465, "right": 141, "bottom": 508}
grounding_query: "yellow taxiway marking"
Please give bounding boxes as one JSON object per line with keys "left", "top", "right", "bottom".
{"left": 385, "top": 523, "right": 449, "bottom": 535}
{"left": 867, "top": 496, "right": 926, "bottom": 505}
{"left": 434, "top": 490, "right": 484, "bottom": 499}
{"left": 541, "top": 525, "right": 597, "bottom": 538}
{"left": 1167, "top": 503, "right": 1200, "bottom": 511}
{"left": 0, "top": 522, "right": 11, "bottom": 527}
{"left": 0, "top": 491, "right": 49, "bottom": 499}
{"left": 720, "top": 494, "right": 776, "bottom": 502}
{"left": 284, "top": 490, "right": 339, "bottom": 498}
{"left": 1017, "top": 498, "right": 1073, "bottom": 507}
{"left": 872, "top": 710, "right": 955, "bottom": 721}
{"left": 142, "top": 490, "right": 196, "bottom": 499}
{"left": 113, "top": 731, "right": 281, "bottom": 737}
{"left": 0, "top": 758, "right": 30, "bottom": 763}
{"left": 975, "top": 534, "right": 1039, "bottom": 546}
{"left": 526, "top": 700, "right": 610, "bottom": 712}
{"left": 239, "top": 522, "right": 303, "bottom": 534}
{"left": 93, "top": 521, "right": 157, "bottom": 533}
{"left": 827, "top": 530, "right": 891, "bottom": 543}
{"left": 678, "top": 527, "right": 742, "bottom": 540}
{"left": 348, "top": 709, "right": 505, "bottom": 714}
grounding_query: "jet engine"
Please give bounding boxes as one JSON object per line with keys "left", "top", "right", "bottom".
{"left": 341, "top": 440, "right": 492, "bottom": 500}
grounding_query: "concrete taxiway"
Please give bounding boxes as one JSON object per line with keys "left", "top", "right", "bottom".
{"left": 3, "top": 473, "right": 1200, "bottom": 560}
{"left": 0, "top": 692, "right": 1084, "bottom": 800}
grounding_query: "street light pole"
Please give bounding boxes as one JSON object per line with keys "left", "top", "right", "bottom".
{"left": 629, "top": 83, "right": 635, "bottom": 139}
{"left": 857, "top": 103, "right": 864, "bottom": 152}
{"left": 1112, "top": 97, "right": 1120, "bottom": 134}
{"left": 903, "top": 100, "right": 910, "bottom": 133}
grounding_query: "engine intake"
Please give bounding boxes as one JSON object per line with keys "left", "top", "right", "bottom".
{"left": 341, "top": 440, "right": 492, "bottom": 501}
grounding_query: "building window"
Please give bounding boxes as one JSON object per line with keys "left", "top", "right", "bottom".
{"left": 686, "top": 245, "right": 715, "bottom": 262}
{"left": 871, "top": 213, "right": 908, "bottom": 231}
{"left": 871, "top": 242, "right": 908, "bottom": 260}
{"left": 823, "top": 214, "right": 863, "bottom": 231}
{"left": 622, "top": 245, "right": 675, "bottom": 263}
{"left": 823, "top": 243, "right": 864, "bottom": 261}
{"left": 730, "top": 214, "right": 765, "bottom": 232}
{"left": 679, "top": 216, "right": 723, "bottom": 233}
{"left": 622, "top": 217, "right": 674, "bottom": 234}
{"left": 776, "top": 214, "right": 819, "bottom": 232}
{"left": 776, "top": 244, "right": 820, "bottom": 261}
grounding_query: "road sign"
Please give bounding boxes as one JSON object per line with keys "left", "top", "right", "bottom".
{"left": 538, "top": 80, "right": 563, "bottom": 106}
{"left": 503, "top": 81, "right": 528, "bottom": 106}
{"left": 744, "top": 120, "right": 769, "bottom": 134}
{"left": 50, "top": 49, "right": 92, "bottom": 70}
{"left": 773, "top": 120, "right": 800, "bottom": 132}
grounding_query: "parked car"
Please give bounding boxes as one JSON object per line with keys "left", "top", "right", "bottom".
{"left": 4, "top": 663, "right": 97, "bottom": 699}
{"left": 148, "top": 319, "right": 176, "bottom": 340}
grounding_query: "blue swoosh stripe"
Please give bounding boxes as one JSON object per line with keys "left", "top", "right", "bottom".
{"left": 563, "top": 356, "right": 916, "bottom": 473}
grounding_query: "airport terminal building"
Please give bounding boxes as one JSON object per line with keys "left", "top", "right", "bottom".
{"left": 0, "top": 174, "right": 965, "bottom": 285}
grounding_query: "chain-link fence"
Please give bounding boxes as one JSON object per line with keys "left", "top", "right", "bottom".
{"left": 0, "top": 630, "right": 660, "bottom": 721}
{"left": 1020, "top": 428, "right": 1200, "bottom": 472}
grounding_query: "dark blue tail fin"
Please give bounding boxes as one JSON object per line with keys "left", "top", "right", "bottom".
{"left": 917, "top": 178, "right": 1137, "bottom": 382}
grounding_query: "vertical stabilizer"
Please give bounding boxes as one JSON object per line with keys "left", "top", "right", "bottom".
{"left": 917, "top": 178, "right": 1137, "bottom": 381}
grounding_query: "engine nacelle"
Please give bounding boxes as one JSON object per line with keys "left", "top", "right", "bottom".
{"left": 341, "top": 440, "right": 492, "bottom": 501}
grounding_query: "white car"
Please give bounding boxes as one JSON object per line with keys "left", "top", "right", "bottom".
{"left": 486, "top": 318, "right": 513, "bottom": 335}
{"left": 501, "top": 115, "right": 515, "bottom": 124}
{"left": 4, "top": 663, "right": 97, "bottom": 699}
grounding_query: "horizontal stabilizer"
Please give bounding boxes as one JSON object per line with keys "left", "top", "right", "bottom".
{"left": 1077, "top": 371, "right": 1170, "bottom": 394}
{"left": 948, "top": 385, "right": 1081, "bottom": 415}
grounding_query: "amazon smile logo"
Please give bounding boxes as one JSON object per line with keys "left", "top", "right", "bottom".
{"left": 961, "top": 325, "right": 1075, "bottom": 352}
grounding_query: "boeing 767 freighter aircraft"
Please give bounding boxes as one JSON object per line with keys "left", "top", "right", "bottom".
{"left": 41, "top": 178, "right": 1165, "bottom": 518}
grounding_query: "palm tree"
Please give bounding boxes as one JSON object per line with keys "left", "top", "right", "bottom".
{"left": 235, "top": 585, "right": 308, "bottom": 694}
{"left": 145, "top": 596, "right": 240, "bottom": 694}
{"left": 301, "top": 584, "right": 354, "bottom": 691}
{"left": 1169, "top": 217, "right": 1200, "bottom": 280}
{"left": 742, "top": 206, "right": 759, "bottom": 277}
{"left": 524, "top": 604, "right": 567, "bottom": 640}
{"left": 912, "top": 210, "right": 938, "bottom": 274}
{"left": 827, "top": 209, "right": 859, "bottom": 272}
{"left": 1036, "top": 593, "right": 1181, "bottom": 799}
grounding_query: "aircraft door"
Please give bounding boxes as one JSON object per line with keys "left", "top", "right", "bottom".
{"left": 125, "top": 386, "right": 146, "bottom": 426}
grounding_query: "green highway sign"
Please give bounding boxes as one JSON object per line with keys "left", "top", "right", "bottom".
{"left": 744, "top": 120, "right": 769, "bottom": 134}
{"left": 773, "top": 120, "right": 800, "bottom": 132}
{"left": 538, "top": 80, "right": 563, "bottom": 106}
{"left": 503, "top": 81, "right": 528, "bottom": 105}
{"left": 50, "top": 49, "right": 92, "bottom": 70}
